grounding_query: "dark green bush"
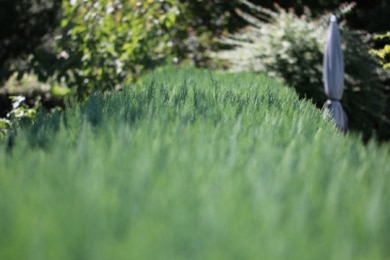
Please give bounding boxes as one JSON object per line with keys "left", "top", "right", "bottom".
{"left": 0, "top": 0, "right": 61, "bottom": 83}
{"left": 246, "top": 0, "right": 390, "bottom": 33}
{"left": 217, "top": 1, "right": 389, "bottom": 141}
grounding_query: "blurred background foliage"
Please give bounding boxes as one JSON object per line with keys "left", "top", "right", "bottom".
{"left": 0, "top": 0, "right": 389, "bottom": 141}
{"left": 216, "top": 1, "right": 389, "bottom": 142}
{"left": 52, "top": 0, "right": 183, "bottom": 98}
{"left": 0, "top": 0, "right": 61, "bottom": 81}
{"left": 371, "top": 32, "right": 390, "bottom": 70}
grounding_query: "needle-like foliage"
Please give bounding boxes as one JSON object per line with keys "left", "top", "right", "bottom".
{"left": 1, "top": 67, "right": 389, "bottom": 259}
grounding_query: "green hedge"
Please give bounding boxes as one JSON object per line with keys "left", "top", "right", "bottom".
{"left": 2, "top": 68, "right": 390, "bottom": 259}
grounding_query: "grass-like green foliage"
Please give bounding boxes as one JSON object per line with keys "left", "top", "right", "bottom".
{"left": 1, "top": 67, "right": 389, "bottom": 259}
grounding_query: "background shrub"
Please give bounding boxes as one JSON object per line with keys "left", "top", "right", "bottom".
{"left": 49, "top": 0, "right": 390, "bottom": 99}
{"left": 217, "top": 1, "right": 390, "bottom": 141}
{"left": 245, "top": 0, "right": 390, "bottom": 33}
{"left": 50, "top": 0, "right": 246, "bottom": 97}
{"left": 36, "top": 0, "right": 244, "bottom": 98}
{"left": 0, "top": 0, "right": 61, "bottom": 83}
{"left": 45, "top": 0, "right": 183, "bottom": 99}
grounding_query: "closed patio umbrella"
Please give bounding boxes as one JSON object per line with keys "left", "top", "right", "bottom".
{"left": 323, "top": 15, "right": 348, "bottom": 132}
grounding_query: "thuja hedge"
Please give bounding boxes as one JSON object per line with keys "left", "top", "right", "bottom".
{"left": 1, "top": 67, "right": 390, "bottom": 259}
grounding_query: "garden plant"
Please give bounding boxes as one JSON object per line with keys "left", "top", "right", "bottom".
{"left": 1, "top": 67, "right": 389, "bottom": 259}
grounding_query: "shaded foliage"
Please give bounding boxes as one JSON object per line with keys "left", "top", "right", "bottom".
{"left": 246, "top": 0, "right": 390, "bottom": 33}
{"left": 371, "top": 32, "right": 390, "bottom": 69}
{"left": 0, "top": 0, "right": 61, "bottom": 82}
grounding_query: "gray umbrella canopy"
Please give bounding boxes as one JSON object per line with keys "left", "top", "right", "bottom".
{"left": 323, "top": 15, "right": 348, "bottom": 132}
